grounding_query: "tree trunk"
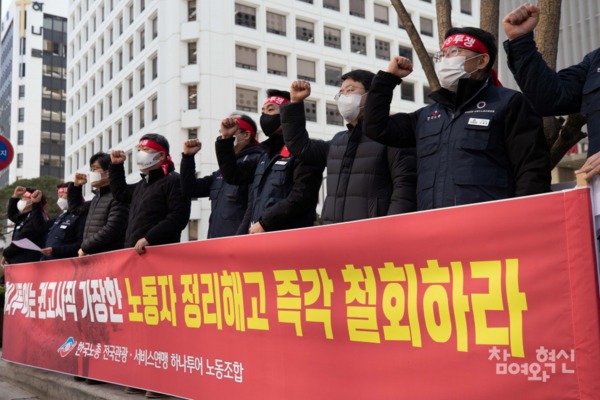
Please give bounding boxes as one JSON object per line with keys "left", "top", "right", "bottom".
{"left": 391, "top": 0, "right": 441, "bottom": 90}
{"left": 435, "top": 0, "right": 452, "bottom": 48}
{"left": 535, "top": 0, "right": 562, "bottom": 69}
{"left": 550, "top": 114, "right": 588, "bottom": 168}
{"left": 479, "top": 0, "right": 499, "bottom": 68}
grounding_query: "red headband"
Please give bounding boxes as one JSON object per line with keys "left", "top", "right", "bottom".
{"left": 236, "top": 118, "right": 256, "bottom": 139}
{"left": 139, "top": 139, "right": 174, "bottom": 175}
{"left": 263, "top": 96, "right": 289, "bottom": 106}
{"left": 442, "top": 34, "right": 488, "bottom": 54}
{"left": 57, "top": 187, "right": 68, "bottom": 195}
{"left": 22, "top": 191, "right": 32, "bottom": 198}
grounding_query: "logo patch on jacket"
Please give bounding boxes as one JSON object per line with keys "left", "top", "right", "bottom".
{"left": 427, "top": 110, "right": 441, "bottom": 121}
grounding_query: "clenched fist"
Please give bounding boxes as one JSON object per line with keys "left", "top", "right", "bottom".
{"left": 386, "top": 56, "right": 414, "bottom": 79}
{"left": 502, "top": 3, "right": 540, "bottom": 41}
{"left": 183, "top": 139, "right": 202, "bottom": 156}
{"left": 111, "top": 150, "right": 127, "bottom": 164}
{"left": 290, "top": 80, "right": 311, "bottom": 103}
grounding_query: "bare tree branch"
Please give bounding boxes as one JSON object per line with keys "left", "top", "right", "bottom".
{"left": 391, "top": 0, "right": 440, "bottom": 90}
{"left": 550, "top": 114, "right": 588, "bottom": 168}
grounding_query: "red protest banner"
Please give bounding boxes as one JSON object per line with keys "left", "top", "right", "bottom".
{"left": 3, "top": 188, "right": 600, "bottom": 399}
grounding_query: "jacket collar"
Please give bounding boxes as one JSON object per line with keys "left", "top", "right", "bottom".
{"left": 430, "top": 73, "right": 492, "bottom": 111}
{"left": 260, "top": 133, "right": 285, "bottom": 158}
{"left": 140, "top": 168, "right": 167, "bottom": 184}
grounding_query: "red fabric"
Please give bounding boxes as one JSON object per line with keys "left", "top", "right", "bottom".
{"left": 57, "top": 187, "right": 68, "bottom": 195}
{"left": 3, "top": 189, "right": 600, "bottom": 399}
{"left": 443, "top": 34, "right": 489, "bottom": 54}
{"left": 236, "top": 118, "right": 257, "bottom": 142}
{"left": 139, "top": 139, "right": 173, "bottom": 175}
{"left": 263, "top": 96, "right": 289, "bottom": 106}
{"left": 279, "top": 146, "right": 290, "bottom": 158}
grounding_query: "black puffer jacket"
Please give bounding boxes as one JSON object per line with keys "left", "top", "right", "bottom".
{"left": 3, "top": 200, "right": 47, "bottom": 264}
{"left": 68, "top": 184, "right": 129, "bottom": 254}
{"left": 109, "top": 163, "right": 191, "bottom": 248}
{"left": 180, "top": 145, "right": 263, "bottom": 238}
{"left": 216, "top": 134, "right": 324, "bottom": 232}
{"left": 281, "top": 102, "right": 417, "bottom": 224}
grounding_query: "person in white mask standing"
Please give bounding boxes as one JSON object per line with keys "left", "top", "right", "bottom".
{"left": 68, "top": 152, "right": 129, "bottom": 256}
{"left": 37, "top": 183, "right": 86, "bottom": 260}
{"left": 2, "top": 187, "right": 48, "bottom": 265}
{"left": 363, "top": 27, "right": 551, "bottom": 211}
{"left": 280, "top": 70, "right": 417, "bottom": 224}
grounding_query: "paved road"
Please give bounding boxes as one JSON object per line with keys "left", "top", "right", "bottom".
{"left": 0, "top": 376, "right": 39, "bottom": 400}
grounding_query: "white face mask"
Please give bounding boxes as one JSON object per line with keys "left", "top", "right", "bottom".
{"left": 17, "top": 199, "right": 30, "bottom": 213}
{"left": 137, "top": 150, "right": 161, "bottom": 170}
{"left": 336, "top": 93, "right": 364, "bottom": 122}
{"left": 57, "top": 197, "right": 69, "bottom": 211}
{"left": 89, "top": 171, "right": 103, "bottom": 185}
{"left": 436, "top": 55, "right": 481, "bottom": 92}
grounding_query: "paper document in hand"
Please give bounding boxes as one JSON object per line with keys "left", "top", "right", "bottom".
{"left": 11, "top": 238, "right": 42, "bottom": 252}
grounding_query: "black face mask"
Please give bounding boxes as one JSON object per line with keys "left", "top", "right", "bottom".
{"left": 260, "top": 113, "right": 281, "bottom": 137}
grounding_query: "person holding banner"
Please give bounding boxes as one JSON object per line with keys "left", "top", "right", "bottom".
{"left": 281, "top": 71, "right": 417, "bottom": 224}
{"left": 363, "top": 27, "right": 551, "bottom": 210}
{"left": 502, "top": 3, "right": 600, "bottom": 180}
{"left": 68, "top": 152, "right": 129, "bottom": 256}
{"left": 2, "top": 187, "right": 48, "bottom": 265}
{"left": 180, "top": 114, "right": 263, "bottom": 238}
{"left": 38, "top": 183, "right": 86, "bottom": 260}
{"left": 216, "top": 89, "right": 324, "bottom": 233}
{"left": 110, "top": 134, "right": 191, "bottom": 255}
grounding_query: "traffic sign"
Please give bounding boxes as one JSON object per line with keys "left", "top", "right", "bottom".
{"left": 0, "top": 135, "right": 14, "bottom": 171}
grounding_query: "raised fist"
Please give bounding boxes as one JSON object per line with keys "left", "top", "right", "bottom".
{"left": 30, "top": 190, "right": 43, "bottom": 203}
{"left": 183, "top": 139, "right": 202, "bottom": 156}
{"left": 502, "top": 3, "right": 540, "bottom": 41}
{"left": 111, "top": 150, "right": 127, "bottom": 164}
{"left": 13, "top": 186, "right": 26, "bottom": 198}
{"left": 290, "top": 80, "right": 312, "bottom": 103}
{"left": 74, "top": 172, "right": 88, "bottom": 187}
{"left": 387, "top": 56, "right": 414, "bottom": 79}
{"left": 220, "top": 117, "right": 239, "bottom": 139}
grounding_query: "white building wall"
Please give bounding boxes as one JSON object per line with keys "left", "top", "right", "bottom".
{"left": 66, "top": 0, "right": 479, "bottom": 241}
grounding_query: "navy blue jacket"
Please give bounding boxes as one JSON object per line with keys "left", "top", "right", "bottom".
{"left": 180, "top": 145, "right": 263, "bottom": 238}
{"left": 505, "top": 33, "right": 600, "bottom": 156}
{"left": 41, "top": 211, "right": 85, "bottom": 260}
{"left": 363, "top": 71, "right": 551, "bottom": 210}
{"left": 281, "top": 102, "right": 417, "bottom": 224}
{"left": 216, "top": 134, "right": 324, "bottom": 233}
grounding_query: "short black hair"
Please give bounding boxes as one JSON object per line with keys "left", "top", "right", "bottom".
{"left": 57, "top": 182, "right": 70, "bottom": 189}
{"left": 340, "top": 70, "right": 376, "bottom": 92}
{"left": 444, "top": 27, "right": 497, "bottom": 72}
{"left": 266, "top": 89, "right": 290, "bottom": 101}
{"left": 237, "top": 113, "right": 258, "bottom": 135}
{"left": 140, "top": 133, "right": 170, "bottom": 155}
{"left": 89, "top": 152, "right": 111, "bottom": 171}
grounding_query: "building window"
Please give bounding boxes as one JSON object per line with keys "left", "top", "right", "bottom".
{"left": 297, "top": 59, "right": 316, "bottom": 82}
{"left": 152, "top": 97, "right": 158, "bottom": 120}
{"left": 139, "top": 105, "right": 145, "bottom": 128}
{"left": 139, "top": 67, "right": 145, "bottom": 90}
{"left": 325, "top": 64, "right": 343, "bottom": 86}
{"left": 128, "top": 76, "right": 134, "bottom": 98}
{"left": 235, "top": 45, "right": 257, "bottom": 70}
{"left": 188, "top": 128, "right": 198, "bottom": 139}
{"left": 236, "top": 87, "right": 258, "bottom": 112}
{"left": 423, "top": 86, "right": 434, "bottom": 104}
{"left": 460, "top": 0, "right": 472, "bottom": 15}
{"left": 140, "top": 0, "right": 145, "bottom": 12}
{"left": 129, "top": 3, "right": 134, "bottom": 24}
{"left": 351, "top": 33, "right": 366, "bottom": 55}
{"left": 374, "top": 4, "right": 389, "bottom": 24}
{"left": 127, "top": 150, "right": 133, "bottom": 174}
{"left": 326, "top": 103, "right": 344, "bottom": 126}
{"left": 118, "top": 50, "right": 123, "bottom": 71}
{"left": 235, "top": 4, "right": 256, "bottom": 29}
{"left": 375, "top": 39, "right": 390, "bottom": 60}
{"left": 128, "top": 40, "right": 134, "bottom": 61}
{"left": 19, "top": 85, "right": 25, "bottom": 98}
{"left": 267, "top": 52, "right": 287, "bottom": 76}
{"left": 304, "top": 100, "right": 317, "bottom": 122}
{"left": 399, "top": 45, "right": 413, "bottom": 62}
{"left": 324, "top": 26, "right": 341, "bottom": 49}
{"left": 401, "top": 82, "right": 415, "bottom": 101}
{"left": 266, "top": 11, "right": 286, "bottom": 36}
{"left": 296, "top": 19, "right": 314, "bottom": 42}
{"left": 323, "top": 0, "right": 340, "bottom": 11}
{"left": 139, "top": 28, "right": 145, "bottom": 51}
{"left": 188, "top": 219, "right": 199, "bottom": 241}
{"left": 349, "top": 0, "right": 365, "bottom": 18}
{"left": 18, "top": 130, "right": 24, "bottom": 145}
{"left": 117, "top": 121, "right": 123, "bottom": 142}
{"left": 128, "top": 114, "right": 133, "bottom": 136}
{"left": 19, "top": 38, "right": 26, "bottom": 55}
{"left": 297, "top": 0, "right": 313, "bottom": 3}
{"left": 118, "top": 85, "right": 123, "bottom": 106}
{"left": 420, "top": 17, "right": 434, "bottom": 37}
{"left": 188, "top": 42, "right": 197, "bottom": 64}
{"left": 188, "top": 85, "right": 198, "bottom": 109}
{"left": 19, "top": 63, "right": 26, "bottom": 77}
{"left": 152, "top": 16, "right": 158, "bottom": 38}
{"left": 188, "top": 0, "right": 197, "bottom": 21}
{"left": 152, "top": 56, "right": 158, "bottom": 79}
{"left": 17, "top": 154, "right": 23, "bottom": 168}
{"left": 18, "top": 108, "right": 25, "bottom": 122}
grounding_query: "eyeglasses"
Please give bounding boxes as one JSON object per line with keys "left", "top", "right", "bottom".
{"left": 334, "top": 85, "right": 365, "bottom": 100}
{"left": 433, "top": 46, "right": 472, "bottom": 62}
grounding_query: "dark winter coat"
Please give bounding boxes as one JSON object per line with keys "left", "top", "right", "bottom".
{"left": 180, "top": 145, "right": 263, "bottom": 238}
{"left": 109, "top": 163, "right": 191, "bottom": 248}
{"left": 40, "top": 211, "right": 85, "bottom": 260}
{"left": 504, "top": 33, "right": 600, "bottom": 156}
{"left": 3, "top": 200, "right": 47, "bottom": 264}
{"left": 281, "top": 102, "right": 417, "bottom": 224}
{"left": 68, "top": 184, "right": 129, "bottom": 254}
{"left": 363, "top": 70, "right": 551, "bottom": 211}
{"left": 215, "top": 134, "right": 324, "bottom": 233}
